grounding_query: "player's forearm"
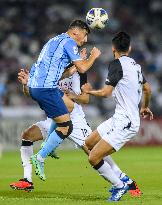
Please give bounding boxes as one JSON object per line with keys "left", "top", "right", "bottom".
{"left": 23, "top": 85, "right": 30, "bottom": 97}
{"left": 141, "top": 91, "right": 151, "bottom": 108}
{"left": 75, "top": 55, "right": 97, "bottom": 73}
{"left": 141, "top": 83, "right": 152, "bottom": 108}
{"left": 87, "top": 89, "right": 111, "bottom": 98}
{"left": 72, "top": 93, "right": 89, "bottom": 104}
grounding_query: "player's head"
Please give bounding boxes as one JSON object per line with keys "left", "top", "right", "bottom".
{"left": 67, "top": 20, "right": 90, "bottom": 46}
{"left": 112, "top": 32, "right": 131, "bottom": 56}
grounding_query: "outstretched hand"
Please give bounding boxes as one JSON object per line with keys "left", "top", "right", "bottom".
{"left": 81, "top": 83, "right": 93, "bottom": 94}
{"left": 140, "top": 107, "right": 153, "bottom": 120}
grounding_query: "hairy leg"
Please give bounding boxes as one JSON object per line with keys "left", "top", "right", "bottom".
{"left": 85, "top": 130, "right": 101, "bottom": 150}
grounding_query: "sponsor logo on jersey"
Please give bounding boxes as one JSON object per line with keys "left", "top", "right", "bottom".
{"left": 73, "top": 46, "right": 78, "bottom": 55}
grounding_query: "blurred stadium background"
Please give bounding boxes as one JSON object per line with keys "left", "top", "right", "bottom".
{"left": 0, "top": 0, "right": 162, "bottom": 151}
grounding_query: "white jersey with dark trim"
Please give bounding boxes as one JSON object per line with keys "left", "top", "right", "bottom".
{"left": 105, "top": 56, "right": 146, "bottom": 127}
{"left": 58, "top": 72, "right": 87, "bottom": 118}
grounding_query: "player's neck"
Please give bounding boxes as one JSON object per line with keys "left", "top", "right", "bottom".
{"left": 66, "top": 30, "right": 72, "bottom": 38}
{"left": 114, "top": 52, "right": 128, "bottom": 59}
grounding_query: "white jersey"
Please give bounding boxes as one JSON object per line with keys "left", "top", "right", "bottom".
{"left": 105, "top": 56, "right": 146, "bottom": 127}
{"left": 58, "top": 71, "right": 87, "bottom": 118}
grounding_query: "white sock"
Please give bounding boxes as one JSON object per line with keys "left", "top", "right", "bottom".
{"left": 20, "top": 145, "right": 33, "bottom": 182}
{"left": 104, "top": 155, "right": 125, "bottom": 178}
{"left": 104, "top": 156, "right": 133, "bottom": 184}
{"left": 95, "top": 161, "right": 124, "bottom": 188}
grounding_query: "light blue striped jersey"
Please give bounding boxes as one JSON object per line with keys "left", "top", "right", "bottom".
{"left": 28, "top": 33, "right": 81, "bottom": 88}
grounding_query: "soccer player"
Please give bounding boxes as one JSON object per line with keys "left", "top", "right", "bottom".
{"left": 10, "top": 68, "right": 141, "bottom": 198}
{"left": 82, "top": 31, "right": 153, "bottom": 201}
{"left": 27, "top": 19, "right": 101, "bottom": 180}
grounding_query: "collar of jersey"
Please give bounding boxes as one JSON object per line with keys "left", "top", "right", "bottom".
{"left": 64, "top": 32, "right": 73, "bottom": 40}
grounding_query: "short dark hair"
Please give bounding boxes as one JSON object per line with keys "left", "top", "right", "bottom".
{"left": 68, "top": 20, "right": 90, "bottom": 34}
{"left": 112, "top": 32, "right": 130, "bottom": 52}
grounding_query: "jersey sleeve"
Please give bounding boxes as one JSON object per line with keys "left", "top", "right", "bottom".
{"left": 64, "top": 39, "right": 82, "bottom": 62}
{"left": 79, "top": 73, "right": 87, "bottom": 88}
{"left": 29, "top": 64, "right": 36, "bottom": 78}
{"left": 105, "top": 59, "right": 123, "bottom": 87}
{"left": 27, "top": 64, "right": 36, "bottom": 85}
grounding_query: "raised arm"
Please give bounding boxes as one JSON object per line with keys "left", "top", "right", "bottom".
{"left": 73, "top": 47, "right": 101, "bottom": 73}
{"left": 64, "top": 38, "right": 101, "bottom": 74}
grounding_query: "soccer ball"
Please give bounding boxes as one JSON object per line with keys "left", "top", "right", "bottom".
{"left": 86, "top": 8, "right": 109, "bottom": 29}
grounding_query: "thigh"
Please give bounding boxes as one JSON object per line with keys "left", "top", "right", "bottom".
{"left": 30, "top": 88, "right": 69, "bottom": 118}
{"left": 62, "top": 93, "right": 74, "bottom": 113}
{"left": 98, "top": 116, "right": 136, "bottom": 151}
{"left": 85, "top": 130, "right": 101, "bottom": 150}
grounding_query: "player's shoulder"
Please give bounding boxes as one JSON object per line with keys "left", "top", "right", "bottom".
{"left": 109, "top": 58, "right": 120, "bottom": 65}
{"left": 61, "top": 33, "right": 76, "bottom": 44}
{"left": 108, "top": 59, "right": 122, "bottom": 71}
{"left": 52, "top": 33, "right": 75, "bottom": 44}
{"left": 119, "top": 55, "right": 137, "bottom": 65}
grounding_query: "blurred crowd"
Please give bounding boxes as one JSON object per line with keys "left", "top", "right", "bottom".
{"left": 0, "top": 0, "right": 162, "bottom": 117}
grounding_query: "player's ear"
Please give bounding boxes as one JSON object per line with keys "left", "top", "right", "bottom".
{"left": 112, "top": 45, "right": 116, "bottom": 53}
{"left": 128, "top": 46, "right": 131, "bottom": 53}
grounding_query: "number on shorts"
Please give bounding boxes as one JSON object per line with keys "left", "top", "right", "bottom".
{"left": 81, "top": 129, "right": 88, "bottom": 138}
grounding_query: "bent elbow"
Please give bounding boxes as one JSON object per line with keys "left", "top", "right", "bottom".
{"left": 101, "top": 91, "right": 109, "bottom": 98}
{"left": 75, "top": 63, "right": 87, "bottom": 73}
{"left": 81, "top": 96, "right": 90, "bottom": 104}
{"left": 77, "top": 67, "right": 86, "bottom": 73}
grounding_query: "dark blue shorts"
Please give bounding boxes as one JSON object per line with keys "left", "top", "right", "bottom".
{"left": 29, "top": 88, "right": 68, "bottom": 118}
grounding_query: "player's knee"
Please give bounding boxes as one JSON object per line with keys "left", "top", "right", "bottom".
{"left": 22, "top": 125, "right": 42, "bottom": 142}
{"left": 56, "top": 120, "right": 73, "bottom": 139}
{"left": 21, "top": 129, "right": 32, "bottom": 141}
{"left": 21, "top": 129, "right": 34, "bottom": 150}
{"left": 85, "top": 138, "right": 93, "bottom": 150}
{"left": 88, "top": 153, "right": 98, "bottom": 166}
{"left": 89, "top": 153, "right": 104, "bottom": 170}
{"left": 82, "top": 144, "right": 90, "bottom": 155}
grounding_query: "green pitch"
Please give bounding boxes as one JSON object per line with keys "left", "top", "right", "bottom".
{"left": 0, "top": 147, "right": 162, "bottom": 205}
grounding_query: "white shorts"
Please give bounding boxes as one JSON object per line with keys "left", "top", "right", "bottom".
{"left": 97, "top": 114, "right": 139, "bottom": 151}
{"left": 34, "top": 116, "right": 92, "bottom": 147}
